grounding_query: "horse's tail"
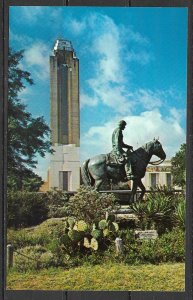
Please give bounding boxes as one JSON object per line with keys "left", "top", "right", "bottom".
{"left": 81, "top": 159, "right": 93, "bottom": 187}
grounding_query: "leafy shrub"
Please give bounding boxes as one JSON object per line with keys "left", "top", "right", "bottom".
{"left": 66, "top": 186, "right": 119, "bottom": 226}
{"left": 83, "top": 251, "right": 106, "bottom": 265}
{"left": 121, "top": 228, "right": 185, "bottom": 264}
{"left": 33, "top": 218, "right": 68, "bottom": 237}
{"left": 46, "top": 189, "right": 70, "bottom": 218}
{"left": 173, "top": 198, "right": 186, "bottom": 230}
{"left": 8, "top": 216, "right": 185, "bottom": 271}
{"left": 7, "top": 173, "right": 43, "bottom": 192}
{"left": 7, "top": 228, "right": 50, "bottom": 249}
{"left": 8, "top": 229, "right": 39, "bottom": 249}
{"left": 130, "top": 190, "right": 186, "bottom": 234}
{"left": 7, "top": 191, "right": 48, "bottom": 228}
{"left": 8, "top": 218, "right": 75, "bottom": 268}
{"left": 155, "top": 228, "right": 185, "bottom": 262}
{"left": 130, "top": 195, "right": 173, "bottom": 233}
{"left": 150, "top": 185, "right": 177, "bottom": 198}
{"left": 7, "top": 219, "right": 69, "bottom": 250}
{"left": 39, "top": 216, "right": 120, "bottom": 255}
{"left": 81, "top": 228, "right": 185, "bottom": 266}
{"left": 14, "top": 245, "right": 55, "bottom": 272}
{"left": 8, "top": 216, "right": 120, "bottom": 269}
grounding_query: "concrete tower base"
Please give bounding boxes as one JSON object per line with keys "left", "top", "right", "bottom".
{"left": 49, "top": 144, "right": 80, "bottom": 192}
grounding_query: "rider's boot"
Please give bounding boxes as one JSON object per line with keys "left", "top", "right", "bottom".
{"left": 125, "top": 162, "right": 136, "bottom": 180}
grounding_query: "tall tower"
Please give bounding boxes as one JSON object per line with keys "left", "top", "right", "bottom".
{"left": 49, "top": 39, "right": 80, "bottom": 191}
{"left": 50, "top": 39, "right": 80, "bottom": 146}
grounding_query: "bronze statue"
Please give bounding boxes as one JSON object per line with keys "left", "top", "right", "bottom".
{"left": 81, "top": 138, "right": 166, "bottom": 202}
{"left": 111, "top": 120, "right": 135, "bottom": 180}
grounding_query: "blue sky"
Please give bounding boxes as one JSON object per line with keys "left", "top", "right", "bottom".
{"left": 9, "top": 7, "right": 188, "bottom": 179}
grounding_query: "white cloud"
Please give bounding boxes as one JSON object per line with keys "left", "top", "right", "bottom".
{"left": 9, "top": 30, "right": 33, "bottom": 46}
{"left": 69, "top": 13, "right": 151, "bottom": 111}
{"left": 35, "top": 153, "right": 50, "bottom": 180}
{"left": 87, "top": 80, "right": 132, "bottom": 114}
{"left": 92, "top": 34, "right": 123, "bottom": 84}
{"left": 81, "top": 121, "right": 114, "bottom": 160}
{"left": 127, "top": 87, "right": 185, "bottom": 112}
{"left": 20, "top": 6, "right": 44, "bottom": 22}
{"left": 126, "top": 28, "right": 150, "bottom": 45}
{"left": 134, "top": 89, "right": 163, "bottom": 110}
{"left": 18, "top": 86, "right": 34, "bottom": 104}
{"left": 10, "top": 29, "right": 51, "bottom": 82}
{"left": 70, "top": 19, "right": 87, "bottom": 35}
{"left": 80, "top": 109, "right": 185, "bottom": 162}
{"left": 126, "top": 50, "right": 152, "bottom": 65}
{"left": 24, "top": 42, "right": 51, "bottom": 80}
{"left": 79, "top": 14, "right": 130, "bottom": 111}
{"left": 80, "top": 92, "right": 98, "bottom": 108}
{"left": 90, "top": 15, "right": 124, "bottom": 83}
{"left": 50, "top": 7, "right": 63, "bottom": 19}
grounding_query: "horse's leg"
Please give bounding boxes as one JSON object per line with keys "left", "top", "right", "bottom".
{"left": 130, "top": 179, "right": 138, "bottom": 204}
{"left": 137, "top": 179, "right": 146, "bottom": 201}
{"left": 94, "top": 178, "right": 104, "bottom": 191}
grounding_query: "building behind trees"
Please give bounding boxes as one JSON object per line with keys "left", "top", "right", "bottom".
{"left": 48, "top": 39, "right": 80, "bottom": 191}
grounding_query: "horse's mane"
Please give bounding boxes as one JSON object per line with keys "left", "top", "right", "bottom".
{"left": 133, "top": 146, "right": 146, "bottom": 157}
{"left": 135, "top": 141, "right": 154, "bottom": 153}
{"left": 132, "top": 141, "right": 154, "bottom": 161}
{"left": 134, "top": 146, "right": 146, "bottom": 155}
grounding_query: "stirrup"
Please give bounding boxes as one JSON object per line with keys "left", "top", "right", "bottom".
{"left": 127, "top": 174, "right": 136, "bottom": 180}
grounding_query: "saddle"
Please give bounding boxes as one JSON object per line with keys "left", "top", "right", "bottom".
{"left": 106, "top": 152, "right": 125, "bottom": 166}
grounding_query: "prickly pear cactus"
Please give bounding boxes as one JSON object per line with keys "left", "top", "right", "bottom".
{"left": 98, "top": 219, "right": 108, "bottom": 230}
{"left": 106, "top": 214, "right": 116, "bottom": 222}
{"left": 68, "top": 229, "right": 83, "bottom": 242}
{"left": 91, "top": 229, "right": 102, "bottom": 239}
{"left": 83, "top": 237, "right": 91, "bottom": 248}
{"left": 62, "top": 233, "right": 71, "bottom": 245}
{"left": 108, "top": 222, "right": 119, "bottom": 232}
{"left": 67, "top": 217, "right": 76, "bottom": 229}
{"left": 112, "top": 222, "right": 119, "bottom": 232}
{"left": 103, "top": 228, "right": 110, "bottom": 237}
{"left": 107, "top": 219, "right": 112, "bottom": 227}
{"left": 76, "top": 220, "right": 88, "bottom": 232}
{"left": 90, "top": 238, "right": 98, "bottom": 251}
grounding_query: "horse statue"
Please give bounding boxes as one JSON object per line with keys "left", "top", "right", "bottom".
{"left": 81, "top": 139, "right": 166, "bottom": 202}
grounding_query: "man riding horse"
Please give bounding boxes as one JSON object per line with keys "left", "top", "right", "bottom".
{"left": 81, "top": 128, "right": 166, "bottom": 199}
{"left": 111, "top": 120, "right": 136, "bottom": 181}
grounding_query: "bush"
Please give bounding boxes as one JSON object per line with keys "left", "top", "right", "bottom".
{"left": 81, "top": 228, "right": 185, "bottom": 266}
{"left": 155, "top": 228, "right": 185, "bottom": 262}
{"left": 150, "top": 185, "right": 177, "bottom": 198}
{"left": 7, "top": 191, "right": 49, "bottom": 228}
{"left": 66, "top": 186, "right": 119, "bottom": 226}
{"left": 173, "top": 197, "right": 185, "bottom": 230}
{"left": 122, "top": 228, "right": 185, "bottom": 265}
{"left": 37, "top": 217, "right": 120, "bottom": 255}
{"left": 8, "top": 218, "right": 185, "bottom": 270}
{"left": 7, "top": 228, "right": 50, "bottom": 249}
{"left": 33, "top": 218, "right": 68, "bottom": 237}
{"left": 14, "top": 245, "right": 55, "bottom": 272}
{"left": 46, "top": 189, "right": 70, "bottom": 218}
{"left": 8, "top": 217, "right": 120, "bottom": 269}
{"left": 130, "top": 195, "right": 173, "bottom": 233}
{"left": 130, "top": 190, "right": 185, "bottom": 234}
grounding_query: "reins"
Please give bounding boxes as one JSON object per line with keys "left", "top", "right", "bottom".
{"left": 148, "top": 159, "right": 165, "bottom": 165}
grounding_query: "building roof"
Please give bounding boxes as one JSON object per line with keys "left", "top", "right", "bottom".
{"left": 54, "top": 39, "right": 74, "bottom": 52}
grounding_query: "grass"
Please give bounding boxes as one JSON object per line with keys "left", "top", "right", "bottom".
{"left": 7, "top": 262, "right": 185, "bottom": 291}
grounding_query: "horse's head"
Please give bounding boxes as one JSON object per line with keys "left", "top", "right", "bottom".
{"left": 150, "top": 138, "right": 166, "bottom": 160}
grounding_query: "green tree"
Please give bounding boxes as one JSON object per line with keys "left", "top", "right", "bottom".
{"left": 171, "top": 143, "right": 186, "bottom": 189}
{"left": 8, "top": 48, "right": 53, "bottom": 190}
